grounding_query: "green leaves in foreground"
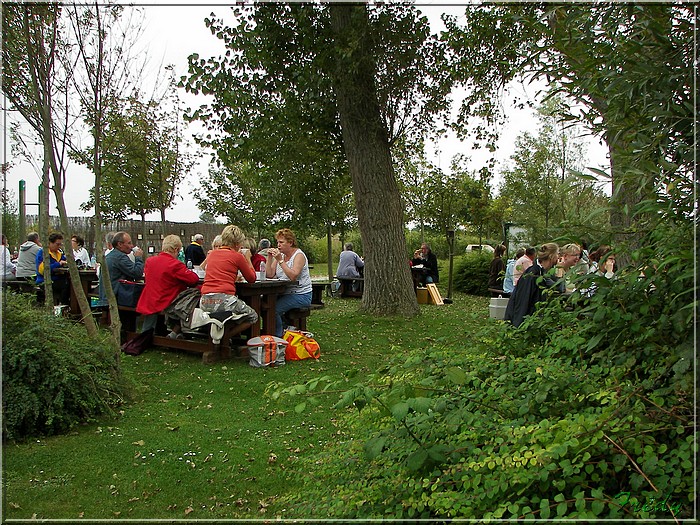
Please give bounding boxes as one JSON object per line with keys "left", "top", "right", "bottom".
{"left": 268, "top": 254, "right": 694, "bottom": 520}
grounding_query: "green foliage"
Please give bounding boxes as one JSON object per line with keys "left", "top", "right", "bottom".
{"left": 2, "top": 292, "right": 132, "bottom": 441}
{"left": 270, "top": 149, "right": 694, "bottom": 519}
{"left": 452, "top": 252, "right": 490, "bottom": 296}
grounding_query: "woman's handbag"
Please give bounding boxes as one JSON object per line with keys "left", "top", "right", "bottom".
{"left": 282, "top": 329, "right": 320, "bottom": 360}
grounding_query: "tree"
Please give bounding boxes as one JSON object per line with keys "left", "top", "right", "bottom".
{"left": 182, "top": 3, "right": 450, "bottom": 313}
{"left": 443, "top": 4, "right": 694, "bottom": 258}
{"left": 499, "top": 104, "right": 609, "bottom": 242}
{"left": 69, "top": 2, "right": 149, "bottom": 346}
{"left": 2, "top": 3, "right": 101, "bottom": 334}
{"left": 327, "top": 4, "right": 419, "bottom": 315}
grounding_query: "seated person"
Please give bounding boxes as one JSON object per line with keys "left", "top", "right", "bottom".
{"left": 136, "top": 235, "right": 201, "bottom": 335}
{"left": 97, "top": 231, "right": 144, "bottom": 307}
{"left": 266, "top": 228, "right": 312, "bottom": 337}
{"left": 410, "top": 242, "right": 439, "bottom": 286}
{"left": 16, "top": 232, "right": 42, "bottom": 280}
{"left": 199, "top": 225, "right": 258, "bottom": 324}
{"left": 503, "top": 248, "right": 525, "bottom": 295}
{"left": 184, "top": 233, "right": 206, "bottom": 267}
{"left": 71, "top": 234, "right": 91, "bottom": 268}
{"left": 199, "top": 235, "right": 223, "bottom": 272}
{"left": 505, "top": 243, "right": 562, "bottom": 328}
{"left": 252, "top": 238, "right": 270, "bottom": 272}
{"left": 488, "top": 244, "right": 507, "bottom": 296}
{"left": 336, "top": 242, "right": 364, "bottom": 279}
{"left": 35, "top": 232, "right": 70, "bottom": 306}
{"left": 2, "top": 233, "right": 16, "bottom": 280}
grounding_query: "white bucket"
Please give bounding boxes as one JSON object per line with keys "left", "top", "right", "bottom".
{"left": 488, "top": 297, "right": 509, "bottom": 320}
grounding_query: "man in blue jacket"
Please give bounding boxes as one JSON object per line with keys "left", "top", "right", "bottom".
{"left": 98, "top": 231, "right": 144, "bottom": 307}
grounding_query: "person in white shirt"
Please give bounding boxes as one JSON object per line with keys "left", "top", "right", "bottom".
{"left": 266, "top": 228, "right": 312, "bottom": 337}
{"left": 2, "top": 234, "right": 17, "bottom": 280}
{"left": 71, "top": 235, "right": 91, "bottom": 268}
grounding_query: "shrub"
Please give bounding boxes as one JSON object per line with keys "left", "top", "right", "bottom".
{"left": 2, "top": 292, "right": 132, "bottom": 441}
{"left": 272, "top": 201, "right": 694, "bottom": 520}
{"left": 452, "top": 252, "right": 491, "bottom": 296}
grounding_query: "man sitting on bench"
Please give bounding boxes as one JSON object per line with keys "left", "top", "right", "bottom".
{"left": 97, "top": 231, "right": 144, "bottom": 307}
{"left": 336, "top": 242, "right": 364, "bottom": 293}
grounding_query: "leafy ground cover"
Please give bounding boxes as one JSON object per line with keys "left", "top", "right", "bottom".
{"left": 1, "top": 291, "right": 487, "bottom": 520}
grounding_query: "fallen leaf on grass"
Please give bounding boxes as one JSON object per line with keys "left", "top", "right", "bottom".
{"left": 9, "top": 502, "right": 20, "bottom": 509}
{"left": 185, "top": 506, "right": 194, "bottom": 515}
{"left": 132, "top": 440, "right": 145, "bottom": 446}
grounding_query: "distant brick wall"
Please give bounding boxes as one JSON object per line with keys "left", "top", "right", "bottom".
{"left": 28, "top": 215, "right": 224, "bottom": 258}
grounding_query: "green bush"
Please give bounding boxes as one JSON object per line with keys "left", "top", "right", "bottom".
{"left": 272, "top": 201, "right": 694, "bottom": 519}
{"left": 2, "top": 292, "right": 132, "bottom": 441}
{"left": 452, "top": 252, "right": 491, "bottom": 296}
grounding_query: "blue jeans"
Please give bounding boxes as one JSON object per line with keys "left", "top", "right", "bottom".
{"left": 275, "top": 292, "right": 312, "bottom": 337}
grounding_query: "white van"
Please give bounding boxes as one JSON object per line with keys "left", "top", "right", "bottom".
{"left": 465, "top": 244, "right": 495, "bottom": 254}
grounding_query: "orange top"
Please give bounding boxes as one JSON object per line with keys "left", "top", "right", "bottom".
{"left": 200, "top": 247, "right": 256, "bottom": 296}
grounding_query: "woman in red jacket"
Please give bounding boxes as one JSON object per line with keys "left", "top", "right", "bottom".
{"left": 136, "top": 235, "right": 200, "bottom": 335}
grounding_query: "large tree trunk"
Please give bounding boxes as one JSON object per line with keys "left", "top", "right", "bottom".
{"left": 329, "top": 4, "right": 419, "bottom": 317}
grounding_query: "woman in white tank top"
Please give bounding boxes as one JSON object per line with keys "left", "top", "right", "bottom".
{"left": 265, "top": 228, "right": 313, "bottom": 337}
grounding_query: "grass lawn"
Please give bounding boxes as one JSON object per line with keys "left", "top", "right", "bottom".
{"left": 2, "top": 290, "right": 491, "bottom": 520}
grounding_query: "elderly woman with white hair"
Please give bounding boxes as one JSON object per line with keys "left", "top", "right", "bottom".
{"left": 136, "top": 234, "right": 201, "bottom": 334}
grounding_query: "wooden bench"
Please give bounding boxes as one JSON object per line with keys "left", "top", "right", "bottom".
{"left": 2, "top": 279, "right": 40, "bottom": 295}
{"left": 337, "top": 277, "right": 364, "bottom": 298}
{"left": 114, "top": 306, "right": 252, "bottom": 364}
{"left": 151, "top": 320, "right": 253, "bottom": 364}
{"left": 283, "top": 307, "right": 311, "bottom": 332}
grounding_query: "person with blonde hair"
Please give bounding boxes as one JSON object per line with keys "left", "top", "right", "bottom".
{"left": 266, "top": 228, "right": 312, "bottom": 337}
{"left": 198, "top": 225, "right": 258, "bottom": 323}
{"left": 505, "top": 243, "right": 562, "bottom": 327}
{"left": 136, "top": 234, "right": 200, "bottom": 334}
{"left": 199, "top": 234, "right": 223, "bottom": 271}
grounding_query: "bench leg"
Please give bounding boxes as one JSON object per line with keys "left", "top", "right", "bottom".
{"left": 202, "top": 321, "right": 253, "bottom": 364}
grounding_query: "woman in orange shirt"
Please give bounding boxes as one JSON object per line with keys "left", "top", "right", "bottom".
{"left": 199, "top": 225, "right": 258, "bottom": 323}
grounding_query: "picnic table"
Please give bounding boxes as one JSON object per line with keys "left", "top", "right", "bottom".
{"left": 55, "top": 267, "right": 98, "bottom": 315}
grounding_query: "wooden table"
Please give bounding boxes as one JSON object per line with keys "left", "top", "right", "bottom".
{"left": 233, "top": 279, "right": 296, "bottom": 337}
{"left": 56, "top": 268, "right": 98, "bottom": 315}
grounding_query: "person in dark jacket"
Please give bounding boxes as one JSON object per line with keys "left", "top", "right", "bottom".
{"left": 504, "top": 243, "right": 562, "bottom": 328}
{"left": 184, "top": 234, "right": 206, "bottom": 267}
{"left": 410, "top": 243, "right": 439, "bottom": 285}
{"left": 97, "top": 231, "right": 144, "bottom": 307}
{"left": 488, "top": 244, "right": 507, "bottom": 296}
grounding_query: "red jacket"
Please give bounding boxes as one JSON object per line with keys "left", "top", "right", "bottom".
{"left": 136, "top": 251, "right": 200, "bottom": 315}
{"left": 201, "top": 246, "right": 256, "bottom": 296}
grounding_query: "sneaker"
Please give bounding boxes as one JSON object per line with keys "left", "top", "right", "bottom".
{"left": 166, "top": 331, "right": 184, "bottom": 340}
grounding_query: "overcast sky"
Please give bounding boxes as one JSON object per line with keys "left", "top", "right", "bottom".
{"left": 2, "top": 4, "right": 609, "bottom": 225}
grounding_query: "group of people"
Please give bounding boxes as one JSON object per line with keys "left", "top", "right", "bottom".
{"left": 95, "top": 227, "right": 313, "bottom": 339}
{"left": 2, "top": 230, "right": 95, "bottom": 306}
{"left": 485, "top": 241, "right": 617, "bottom": 328}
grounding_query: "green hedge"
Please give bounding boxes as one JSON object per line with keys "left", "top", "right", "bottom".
{"left": 2, "top": 292, "right": 132, "bottom": 441}
{"left": 452, "top": 252, "right": 491, "bottom": 296}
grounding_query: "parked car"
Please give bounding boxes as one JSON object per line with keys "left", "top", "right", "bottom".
{"left": 465, "top": 244, "right": 494, "bottom": 254}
